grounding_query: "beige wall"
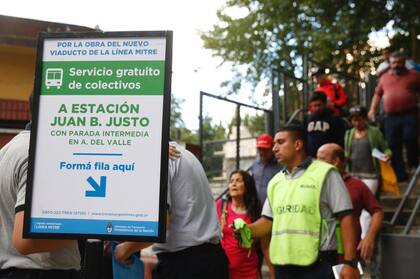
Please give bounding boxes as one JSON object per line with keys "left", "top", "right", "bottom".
{"left": 0, "top": 44, "right": 36, "bottom": 100}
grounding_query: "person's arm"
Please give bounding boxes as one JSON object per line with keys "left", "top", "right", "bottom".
{"left": 234, "top": 199, "right": 272, "bottom": 240}
{"left": 338, "top": 214, "right": 360, "bottom": 279}
{"left": 169, "top": 144, "right": 180, "bottom": 160}
{"left": 335, "top": 83, "right": 348, "bottom": 107}
{"left": 248, "top": 198, "right": 274, "bottom": 238}
{"left": 13, "top": 211, "right": 75, "bottom": 255}
{"left": 114, "top": 241, "right": 152, "bottom": 265}
{"left": 12, "top": 157, "right": 75, "bottom": 255}
{"left": 248, "top": 217, "right": 273, "bottom": 238}
{"left": 322, "top": 170, "right": 359, "bottom": 279}
{"left": 357, "top": 182, "right": 384, "bottom": 261}
{"left": 374, "top": 127, "right": 392, "bottom": 158}
{"left": 357, "top": 210, "right": 383, "bottom": 261}
{"left": 115, "top": 211, "right": 170, "bottom": 265}
{"left": 414, "top": 72, "right": 420, "bottom": 92}
{"left": 368, "top": 94, "right": 381, "bottom": 121}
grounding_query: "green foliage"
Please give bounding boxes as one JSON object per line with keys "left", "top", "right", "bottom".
{"left": 171, "top": 96, "right": 229, "bottom": 178}
{"left": 170, "top": 97, "right": 198, "bottom": 143}
{"left": 388, "top": 0, "right": 420, "bottom": 61}
{"left": 242, "top": 114, "right": 266, "bottom": 136}
{"left": 202, "top": 116, "right": 226, "bottom": 141}
{"left": 170, "top": 97, "right": 184, "bottom": 131}
{"left": 202, "top": 116, "right": 226, "bottom": 178}
{"left": 201, "top": 0, "right": 415, "bottom": 94}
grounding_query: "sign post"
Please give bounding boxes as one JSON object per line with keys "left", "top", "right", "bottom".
{"left": 24, "top": 31, "right": 172, "bottom": 242}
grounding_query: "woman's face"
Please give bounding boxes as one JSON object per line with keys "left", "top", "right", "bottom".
{"left": 351, "top": 115, "right": 367, "bottom": 131}
{"left": 229, "top": 173, "right": 246, "bottom": 198}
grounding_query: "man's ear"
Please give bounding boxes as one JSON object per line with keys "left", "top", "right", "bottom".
{"left": 332, "top": 157, "right": 342, "bottom": 169}
{"left": 295, "top": 139, "right": 304, "bottom": 152}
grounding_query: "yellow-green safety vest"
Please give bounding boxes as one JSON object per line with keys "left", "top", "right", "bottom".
{"left": 267, "top": 160, "right": 333, "bottom": 266}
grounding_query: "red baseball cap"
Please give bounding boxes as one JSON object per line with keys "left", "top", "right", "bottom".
{"left": 256, "top": 134, "right": 273, "bottom": 149}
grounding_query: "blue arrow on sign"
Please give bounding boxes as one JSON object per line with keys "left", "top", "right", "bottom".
{"left": 85, "top": 176, "right": 106, "bottom": 198}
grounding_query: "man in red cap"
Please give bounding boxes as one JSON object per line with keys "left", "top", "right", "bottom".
{"left": 251, "top": 134, "right": 283, "bottom": 204}
{"left": 250, "top": 133, "right": 283, "bottom": 279}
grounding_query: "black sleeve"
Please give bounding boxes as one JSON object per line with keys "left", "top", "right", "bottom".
{"left": 262, "top": 215, "right": 273, "bottom": 221}
{"left": 333, "top": 117, "right": 345, "bottom": 148}
{"left": 15, "top": 205, "right": 25, "bottom": 214}
{"left": 334, "top": 209, "right": 353, "bottom": 218}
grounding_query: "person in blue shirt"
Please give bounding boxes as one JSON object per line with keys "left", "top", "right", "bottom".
{"left": 250, "top": 133, "right": 283, "bottom": 279}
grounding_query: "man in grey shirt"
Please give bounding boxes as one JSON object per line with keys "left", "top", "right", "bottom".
{"left": 0, "top": 127, "right": 80, "bottom": 279}
{"left": 115, "top": 142, "right": 228, "bottom": 279}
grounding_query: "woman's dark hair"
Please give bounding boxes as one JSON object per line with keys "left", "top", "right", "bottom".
{"left": 349, "top": 106, "right": 367, "bottom": 119}
{"left": 229, "top": 170, "right": 262, "bottom": 222}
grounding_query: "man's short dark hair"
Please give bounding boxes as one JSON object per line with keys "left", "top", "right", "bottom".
{"left": 332, "top": 148, "right": 346, "bottom": 162}
{"left": 314, "top": 67, "right": 326, "bottom": 76}
{"left": 278, "top": 125, "right": 305, "bottom": 143}
{"left": 309, "top": 92, "right": 327, "bottom": 104}
{"left": 390, "top": 50, "right": 406, "bottom": 59}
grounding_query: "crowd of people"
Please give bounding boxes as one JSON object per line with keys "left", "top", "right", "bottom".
{"left": 0, "top": 49, "right": 418, "bottom": 279}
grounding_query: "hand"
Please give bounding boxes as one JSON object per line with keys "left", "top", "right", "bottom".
{"left": 367, "top": 110, "right": 376, "bottom": 122}
{"left": 229, "top": 224, "right": 242, "bottom": 244}
{"left": 114, "top": 242, "right": 134, "bottom": 265}
{"left": 340, "top": 264, "right": 360, "bottom": 279}
{"left": 357, "top": 236, "right": 375, "bottom": 262}
{"left": 169, "top": 144, "right": 180, "bottom": 160}
{"left": 383, "top": 155, "right": 391, "bottom": 163}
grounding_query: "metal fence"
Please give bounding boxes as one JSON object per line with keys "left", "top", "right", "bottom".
{"left": 198, "top": 56, "right": 376, "bottom": 196}
{"left": 199, "top": 91, "right": 272, "bottom": 197}
{"left": 271, "top": 55, "right": 375, "bottom": 127}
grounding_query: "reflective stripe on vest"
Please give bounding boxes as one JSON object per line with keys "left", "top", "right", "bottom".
{"left": 267, "top": 160, "right": 333, "bottom": 266}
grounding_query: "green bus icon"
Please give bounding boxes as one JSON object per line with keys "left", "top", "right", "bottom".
{"left": 45, "top": 68, "right": 63, "bottom": 89}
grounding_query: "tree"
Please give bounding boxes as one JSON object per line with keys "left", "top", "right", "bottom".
{"left": 388, "top": 0, "right": 420, "bottom": 61}
{"left": 243, "top": 113, "right": 266, "bottom": 136}
{"left": 170, "top": 97, "right": 198, "bottom": 143}
{"left": 201, "top": 0, "right": 398, "bottom": 95}
{"left": 201, "top": 116, "right": 226, "bottom": 178}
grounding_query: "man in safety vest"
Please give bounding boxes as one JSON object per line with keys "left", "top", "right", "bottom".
{"left": 246, "top": 126, "right": 360, "bottom": 279}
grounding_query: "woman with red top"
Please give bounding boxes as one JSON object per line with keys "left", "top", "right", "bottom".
{"left": 217, "top": 170, "right": 262, "bottom": 279}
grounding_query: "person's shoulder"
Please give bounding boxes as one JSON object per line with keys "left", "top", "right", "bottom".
{"left": 345, "top": 175, "right": 366, "bottom": 189}
{"left": 312, "top": 159, "right": 335, "bottom": 172}
{"left": 1, "top": 131, "right": 30, "bottom": 156}
{"left": 408, "top": 69, "right": 420, "bottom": 77}
{"left": 345, "top": 127, "right": 355, "bottom": 135}
{"left": 377, "top": 70, "right": 392, "bottom": 83}
{"left": 332, "top": 112, "right": 343, "bottom": 121}
{"left": 251, "top": 157, "right": 261, "bottom": 167}
{"left": 377, "top": 61, "right": 389, "bottom": 71}
{"left": 268, "top": 170, "right": 285, "bottom": 185}
{"left": 367, "top": 125, "right": 381, "bottom": 134}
